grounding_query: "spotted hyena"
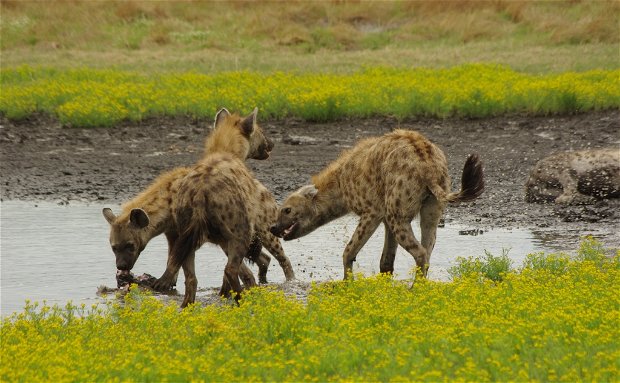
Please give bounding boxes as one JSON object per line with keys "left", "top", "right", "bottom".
{"left": 525, "top": 148, "right": 620, "bottom": 204}
{"left": 152, "top": 150, "right": 289, "bottom": 307}
{"left": 271, "top": 129, "right": 484, "bottom": 278}
{"left": 102, "top": 108, "right": 294, "bottom": 301}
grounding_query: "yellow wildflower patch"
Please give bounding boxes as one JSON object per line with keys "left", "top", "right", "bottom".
{"left": 1, "top": 65, "right": 618, "bottom": 127}
{"left": 1, "top": 241, "right": 618, "bottom": 382}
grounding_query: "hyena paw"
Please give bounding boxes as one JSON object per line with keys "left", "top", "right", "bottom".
{"left": 153, "top": 276, "right": 176, "bottom": 292}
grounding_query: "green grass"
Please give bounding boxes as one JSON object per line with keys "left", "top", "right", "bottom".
{"left": 2, "top": 238, "right": 618, "bottom": 382}
{"left": 1, "top": 64, "right": 618, "bottom": 127}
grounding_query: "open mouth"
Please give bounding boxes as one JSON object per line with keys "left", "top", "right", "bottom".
{"left": 282, "top": 222, "right": 298, "bottom": 240}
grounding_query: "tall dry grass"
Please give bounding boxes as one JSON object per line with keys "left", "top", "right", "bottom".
{"left": 1, "top": 0, "right": 618, "bottom": 72}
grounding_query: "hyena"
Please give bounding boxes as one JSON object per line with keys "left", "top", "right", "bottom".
{"left": 152, "top": 150, "right": 288, "bottom": 306}
{"left": 271, "top": 129, "right": 484, "bottom": 278}
{"left": 102, "top": 108, "right": 294, "bottom": 299}
{"left": 525, "top": 148, "right": 620, "bottom": 204}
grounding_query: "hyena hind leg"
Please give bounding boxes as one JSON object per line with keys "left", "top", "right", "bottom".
{"left": 379, "top": 223, "right": 398, "bottom": 274}
{"left": 219, "top": 262, "right": 257, "bottom": 297}
{"left": 419, "top": 195, "right": 443, "bottom": 265}
{"left": 180, "top": 251, "right": 197, "bottom": 308}
{"left": 223, "top": 240, "right": 256, "bottom": 302}
{"left": 385, "top": 216, "right": 428, "bottom": 277}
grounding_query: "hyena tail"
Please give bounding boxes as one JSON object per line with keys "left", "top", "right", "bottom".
{"left": 443, "top": 153, "right": 484, "bottom": 203}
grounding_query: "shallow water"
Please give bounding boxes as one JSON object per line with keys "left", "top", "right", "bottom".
{"left": 0, "top": 200, "right": 605, "bottom": 316}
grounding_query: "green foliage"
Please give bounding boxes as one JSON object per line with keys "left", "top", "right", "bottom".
{"left": 1, "top": 65, "right": 619, "bottom": 127}
{"left": 2, "top": 240, "right": 619, "bottom": 382}
{"left": 576, "top": 235, "right": 612, "bottom": 265}
{"left": 522, "top": 251, "right": 571, "bottom": 275}
{"left": 448, "top": 248, "right": 514, "bottom": 282}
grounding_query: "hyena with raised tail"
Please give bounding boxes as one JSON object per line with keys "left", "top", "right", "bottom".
{"left": 270, "top": 129, "right": 484, "bottom": 278}
{"left": 102, "top": 108, "right": 294, "bottom": 304}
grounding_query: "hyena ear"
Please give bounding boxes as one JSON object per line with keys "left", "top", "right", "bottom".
{"left": 214, "top": 108, "right": 231, "bottom": 129}
{"left": 299, "top": 184, "right": 318, "bottom": 199}
{"left": 129, "top": 208, "right": 150, "bottom": 229}
{"left": 240, "top": 107, "right": 258, "bottom": 136}
{"left": 102, "top": 208, "right": 117, "bottom": 225}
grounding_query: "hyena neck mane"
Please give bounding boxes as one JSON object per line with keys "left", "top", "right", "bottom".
{"left": 203, "top": 115, "right": 251, "bottom": 160}
{"left": 310, "top": 166, "right": 349, "bottom": 225}
{"left": 118, "top": 200, "right": 169, "bottom": 239}
{"left": 118, "top": 168, "right": 187, "bottom": 240}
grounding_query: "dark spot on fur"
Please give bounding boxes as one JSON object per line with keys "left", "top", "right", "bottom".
{"left": 438, "top": 174, "right": 446, "bottom": 187}
{"left": 424, "top": 142, "right": 433, "bottom": 158}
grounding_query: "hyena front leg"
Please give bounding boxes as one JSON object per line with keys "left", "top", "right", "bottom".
{"left": 154, "top": 232, "right": 198, "bottom": 293}
{"left": 379, "top": 222, "right": 398, "bottom": 274}
{"left": 164, "top": 231, "right": 180, "bottom": 288}
{"left": 259, "top": 229, "right": 295, "bottom": 281}
{"left": 342, "top": 214, "right": 382, "bottom": 279}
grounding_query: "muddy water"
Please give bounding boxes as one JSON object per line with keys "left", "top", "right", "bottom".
{"left": 0, "top": 201, "right": 594, "bottom": 316}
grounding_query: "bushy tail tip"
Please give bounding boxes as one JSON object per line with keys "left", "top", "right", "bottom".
{"left": 447, "top": 153, "right": 484, "bottom": 203}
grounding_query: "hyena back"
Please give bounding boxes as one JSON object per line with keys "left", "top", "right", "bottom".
{"left": 271, "top": 129, "right": 484, "bottom": 278}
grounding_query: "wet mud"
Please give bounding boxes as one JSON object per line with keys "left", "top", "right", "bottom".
{"left": 2, "top": 111, "right": 618, "bottom": 233}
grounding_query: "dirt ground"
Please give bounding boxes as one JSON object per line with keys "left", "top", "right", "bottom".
{"left": 1, "top": 110, "right": 619, "bottom": 252}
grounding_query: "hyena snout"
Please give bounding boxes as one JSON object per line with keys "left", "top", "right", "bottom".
{"left": 270, "top": 218, "right": 301, "bottom": 241}
{"left": 269, "top": 223, "right": 282, "bottom": 237}
{"left": 114, "top": 252, "right": 138, "bottom": 271}
{"left": 256, "top": 136, "right": 274, "bottom": 160}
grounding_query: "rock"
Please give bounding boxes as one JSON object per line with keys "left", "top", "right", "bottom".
{"left": 525, "top": 148, "right": 620, "bottom": 204}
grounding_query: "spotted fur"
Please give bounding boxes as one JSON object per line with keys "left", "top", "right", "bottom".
{"left": 103, "top": 108, "right": 294, "bottom": 307}
{"left": 271, "top": 129, "right": 484, "bottom": 278}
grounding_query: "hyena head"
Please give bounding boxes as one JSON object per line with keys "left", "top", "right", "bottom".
{"left": 211, "top": 107, "right": 274, "bottom": 160}
{"left": 102, "top": 208, "right": 149, "bottom": 272}
{"left": 270, "top": 185, "right": 320, "bottom": 241}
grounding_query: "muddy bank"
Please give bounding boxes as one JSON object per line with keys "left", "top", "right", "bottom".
{"left": 1, "top": 110, "right": 619, "bottom": 251}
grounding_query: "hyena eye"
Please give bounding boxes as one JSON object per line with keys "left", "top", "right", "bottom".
{"left": 283, "top": 207, "right": 291, "bottom": 215}
{"left": 125, "top": 243, "right": 135, "bottom": 252}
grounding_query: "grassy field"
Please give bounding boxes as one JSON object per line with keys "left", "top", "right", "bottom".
{"left": 1, "top": 1, "right": 618, "bottom": 73}
{"left": 1, "top": 239, "right": 618, "bottom": 382}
